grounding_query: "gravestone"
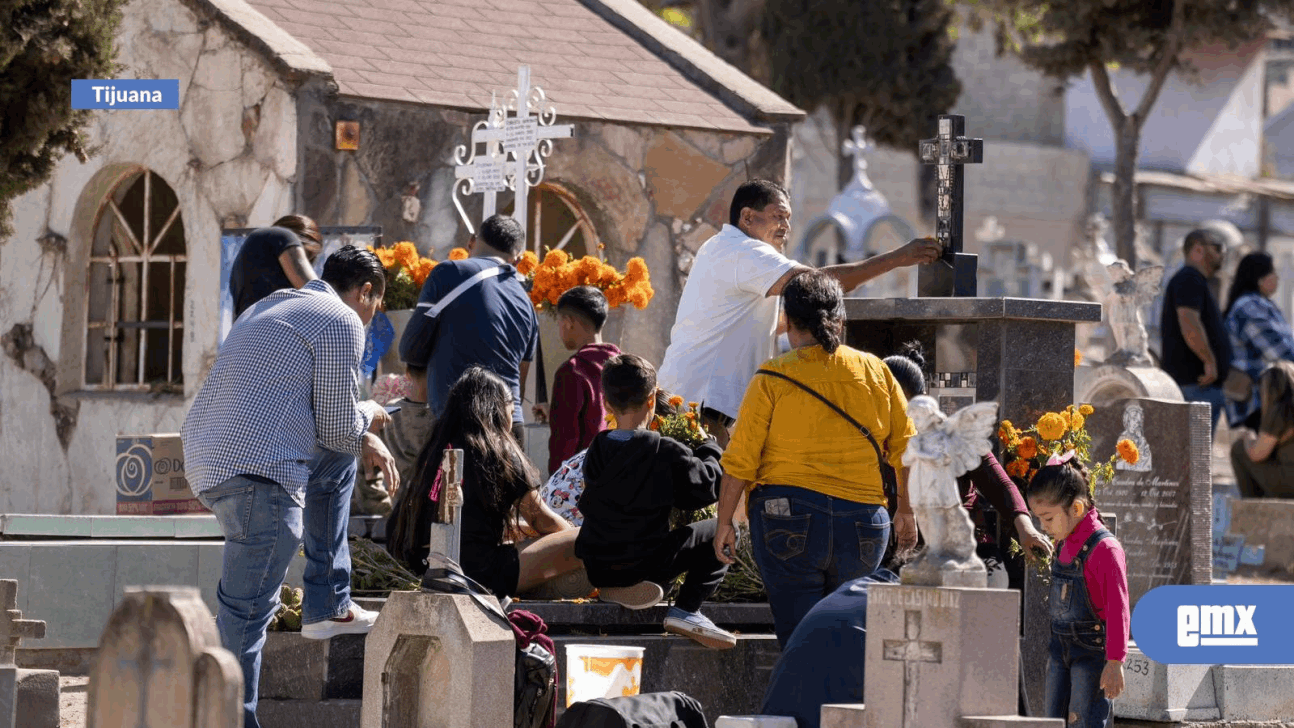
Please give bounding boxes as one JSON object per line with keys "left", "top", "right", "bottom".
{"left": 87, "top": 586, "right": 242, "bottom": 728}
{"left": 917, "top": 115, "right": 983, "bottom": 297}
{"left": 361, "top": 590, "right": 514, "bottom": 728}
{"left": 0, "top": 579, "right": 55, "bottom": 728}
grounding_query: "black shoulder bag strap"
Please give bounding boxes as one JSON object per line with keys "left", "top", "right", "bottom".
{"left": 755, "top": 368, "right": 898, "bottom": 506}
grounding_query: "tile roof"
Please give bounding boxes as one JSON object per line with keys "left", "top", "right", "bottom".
{"left": 240, "top": 0, "right": 802, "bottom": 133}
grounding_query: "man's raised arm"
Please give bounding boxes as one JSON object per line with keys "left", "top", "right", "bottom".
{"left": 765, "top": 238, "right": 943, "bottom": 297}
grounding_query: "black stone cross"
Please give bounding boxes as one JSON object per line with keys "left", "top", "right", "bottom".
{"left": 882, "top": 610, "right": 942, "bottom": 728}
{"left": 917, "top": 115, "right": 983, "bottom": 297}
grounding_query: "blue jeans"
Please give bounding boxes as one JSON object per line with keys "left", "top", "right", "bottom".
{"left": 302, "top": 448, "right": 358, "bottom": 624}
{"left": 748, "top": 485, "right": 890, "bottom": 646}
{"left": 1044, "top": 635, "right": 1111, "bottom": 728}
{"left": 1179, "top": 383, "right": 1225, "bottom": 438}
{"left": 199, "top": 477, "right": 304, "bottom": 728}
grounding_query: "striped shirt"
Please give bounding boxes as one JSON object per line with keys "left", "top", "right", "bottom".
{"left": 183, "top": 279, "right": 372, "bottom": 504}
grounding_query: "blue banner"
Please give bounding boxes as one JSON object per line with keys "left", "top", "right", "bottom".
{"left": 1132, "top": 585, "right": 1294, "bottom": 664}
{"left": 71, "top": 79, "right": 179, "bottom": 109}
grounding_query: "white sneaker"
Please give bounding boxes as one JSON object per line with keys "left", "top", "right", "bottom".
{"left": 598, "top": 581, "right": 664, "bottom": 610}
{"left": 663, "top": 607, "right": 737, "bottom": 650}
{"left": 300, "top": 604, "right": 379, "bottom": 640}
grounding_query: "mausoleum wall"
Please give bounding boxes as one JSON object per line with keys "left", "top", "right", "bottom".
{"left": 0, "top": 0, "right": 300, "bottom": 514}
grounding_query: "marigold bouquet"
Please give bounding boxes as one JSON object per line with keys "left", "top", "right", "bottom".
{"left": 367, "top": 242, "right": 470, "bottom": 311}
{"left": 521, "top": 248, "right": 654, "bottom": 312}
{"left": 997, "top": 403, "right": 1140, "bottom": 499}
{"left": 652, "top": 396, "right": 710, "bottom": 448}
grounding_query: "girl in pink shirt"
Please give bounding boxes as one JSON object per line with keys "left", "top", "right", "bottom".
{"left": 1027, "top": 457, "right": 1129, "bottom": 728}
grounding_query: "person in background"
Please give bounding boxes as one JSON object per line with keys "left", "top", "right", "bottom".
{"left": 229, "top": 215, "right": 322, "bottom": 318}
{"left": 714, "top": 271, "right": 915, "bottom": 647}
{"left": 399, "top": 215, "right": 539, "bottom": 446}
{"left": 577, "top": 354, "right": 734, "bottom": 649}
{"left": 1027, "top": 458, "right": 1129, "bottom": 728}
{"left": 387, "top": 367, "right": 582, "bottom": 596}
{"left": 183, "top": 246, "right": 399, "bottom": 728}
{"left": 535, "top": 286, "right": 621, "bottom": 474}
{"left": 1159, "top": 228, "right": 1233, "bottom": 436}
{"left": 1223, "top": 252, "right": 1294, "bottom": 431}
{"left": 1230, "top": 361, "right": 1294, "bottom": 498}
{"left": 657, "top": 179, "right": 940, "bottom": 446}
{"left": 882, "top": 343, "right": 1052, "bottom": 587}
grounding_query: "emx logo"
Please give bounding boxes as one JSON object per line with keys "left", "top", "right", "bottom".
{"left": 1177, "top": 605, "right": 1257, "bottom": 647}
{"left": 1135, "top": 586, "right": 1291, "bottom": 664}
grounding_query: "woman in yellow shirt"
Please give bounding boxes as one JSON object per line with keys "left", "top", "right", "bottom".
{"left": 713, "top": 270, "right": 917, "bottom": 646}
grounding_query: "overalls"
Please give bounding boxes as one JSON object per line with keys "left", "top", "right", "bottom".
{"left": 1044, "top": 527, "right": 1114, "bottom": 728}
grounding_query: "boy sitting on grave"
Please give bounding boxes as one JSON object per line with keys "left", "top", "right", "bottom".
{"left": 539, "top": 286, "right": 621, "bottom": 474}
{"left": 576, "top": 354, "right": 736, "bottom": 649}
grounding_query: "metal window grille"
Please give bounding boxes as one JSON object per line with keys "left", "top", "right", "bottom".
{"left": 84, "top": 170, "right": 186, "bottom": 392}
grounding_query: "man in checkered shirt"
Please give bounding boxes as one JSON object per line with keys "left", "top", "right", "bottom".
{"left": 183, "top": 245, "right": 399, "bottom": 728}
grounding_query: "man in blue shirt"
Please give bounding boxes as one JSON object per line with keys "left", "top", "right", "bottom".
{"left": 400, "top": 214, "right": 539, "bottom": 443}
{"left": 184, "top": 246, "right": 399, "bottom": 728}
{"left": 1160, "top": 229, "right": 1233, "bottom": 436}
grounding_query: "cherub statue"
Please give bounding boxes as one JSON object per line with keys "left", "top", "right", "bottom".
{"left": 1099, "top": 260, "right": 1164, "bottom": 366}
{"left": 900, "top": 396, "right": 1000, "bottom": 587}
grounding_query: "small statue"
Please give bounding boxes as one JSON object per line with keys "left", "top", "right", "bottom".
{"left": 900, "top": 396, "right": 999, "bottom": 587}
{"left": 1099, "top": 260, "right": 1164, "bottom": 366}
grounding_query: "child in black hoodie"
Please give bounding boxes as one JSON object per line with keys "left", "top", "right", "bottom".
{"left": 575, "top": 354, "right": 736, "bottom": 650}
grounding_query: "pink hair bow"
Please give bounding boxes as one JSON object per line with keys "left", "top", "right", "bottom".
{"left": 1046, "top": 449, "right": 1077, "bottom": 467}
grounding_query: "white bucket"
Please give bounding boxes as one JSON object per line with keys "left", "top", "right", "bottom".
{"left": 564, "top": 643, "right": 645, "bottom": 707}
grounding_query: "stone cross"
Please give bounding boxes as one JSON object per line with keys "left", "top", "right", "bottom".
{"left": 87, "top": 587, "right": 241, "bottom": 728}
{"left": 918, "top": 115, "right": 983, "bottom": 297}
{"left": 0, "top": 581, "right": 44, "bottom": 665}
{"left": 450, "top": 66, "right": 573, "bottom": 242}
{"left": 882, "top": 610, "right": 942, "bottom": 728}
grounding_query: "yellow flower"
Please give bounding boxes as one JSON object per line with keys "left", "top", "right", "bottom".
{"left": 1079, "top": 404, "right": 1094, "bottom": 416}
{"left": 605, "top": 412, "right": 617, "bottom": 428}
{"left": 449, "top": 247, "right": 469, "bottom": 261}
{"left": 1071, "top": 412, "right": 1085, "bottom": 430}
{"left": 1117, "top": 439, "right": 1140, "bottom": 465}
{"left": 688, "top": 401, "right": 699, "bottom": 410}
{"left": 1074, "top": 348, "right": 1083, "bottom": 366}
{"left": 1037, "top": 413, "right": 1067, "bottom": 441}
{"left": 1016, "top": 436, "right": 1038, "bottom": 460}
{"left": 1058, "top": 410, "right": 1072, "bottom": 430}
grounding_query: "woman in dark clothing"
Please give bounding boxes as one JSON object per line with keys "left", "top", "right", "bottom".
{"left": 386, "top": 367, "right": 582, "bottom": 596}
{"left": 883, "top": 343, "right": 1052, "bottom": 586}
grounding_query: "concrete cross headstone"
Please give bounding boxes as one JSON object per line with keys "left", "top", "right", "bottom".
{"left": 0, "top": 580, "right": 48, "bottom": 728}
{"left": 917, "top": 115, "right": 983, "bottom": 298}
{"left": 451, "top": 65, "right": 573, "bottom": 241}
{"left": 87, "top": 587, "right": 241, "bottom": 728}
{"left": 882, "top": 610, "right": 942, "bottom": 728}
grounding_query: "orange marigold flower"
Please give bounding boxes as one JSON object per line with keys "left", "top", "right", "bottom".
{"left": 688, "top": 401, "right": 699, "bottom": 410}
{"left": 1074, "top": 348, "right": 1083, "bottom": 366}
{"left": 629, "top": 288, "right": 651, "bottom": 310}
{"left": 517, "top": 250, "right": 539, "bottom": 276}
{"left": 1071, "top": 413, "right": 1085, "bottom": 430}
{"left": 1005, "top": 459, "right": 1030, "bottom": 479}
{"left": 543, "top": 249, "right": 569, "bottom": 267}
{"left": 598, "top": 265, "right": 621, "bottom": 288}
{"left": 625, "top": 257, "right": 649, "bottom": 282}
{"left": 411, "top": 258, "right": 436, "bottom": 285}
{"left": 669, "top": 395, "right": 684, "bottom": 407}
{"left": 447, "top": 247, "right": 468, "bottom": 260}
{"left": 1117, "top": 439, "right": 1140, "bottom": 465}
{"left": 649, "top": 416, "right": 662, "bottom": 431}
{"left": 393, "top": 241, "right": 419, "bottom": 271}
{"left": 1037, "top": 413, "right": 1067, "bottom": 441}
{"left": 1016, "top": 436, "right": 1038, "bottom": 460}
{"left": 1079, "top": 404, "right": 1094, "bottom": 416}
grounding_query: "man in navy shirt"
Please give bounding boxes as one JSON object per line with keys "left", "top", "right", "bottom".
{"left": 400, "top": 214, "right": 539, "bottom": 443}
{"left": 1160, "top": 228, "right": 1233, "bottom": 436}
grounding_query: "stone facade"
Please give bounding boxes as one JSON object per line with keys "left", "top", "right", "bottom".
{"left": 0, "top": 0, "right": 311, "bottom": 514}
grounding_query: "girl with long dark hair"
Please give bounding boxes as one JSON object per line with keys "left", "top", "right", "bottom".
{"left": 387, "top": 367, "right": 581, "bottom": 597}
{"left": 1224, "top": 252, "right": 1294, "bottom": 429}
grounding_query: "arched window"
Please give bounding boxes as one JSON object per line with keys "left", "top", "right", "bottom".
{"left": 512, "top": 183, "right": 602, "bottom": 260}
{"left": 84, "top": 170, "right": 186, "bottom": 391}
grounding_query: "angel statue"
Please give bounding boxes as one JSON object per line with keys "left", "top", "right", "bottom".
{"left": 900, "top": 396, "right": 1000, "bottom": 587}
{"left": 1100, "top": 260, "right": 1164, "bottom": 366}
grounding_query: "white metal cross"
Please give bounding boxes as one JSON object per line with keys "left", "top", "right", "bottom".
{"left": 451, "top": 66, "right": 573, "bottom": 240}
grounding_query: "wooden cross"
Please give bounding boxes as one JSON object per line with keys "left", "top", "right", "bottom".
{"left": 0, "top": 580, "right": 44, "bottom": 665}
{"left": 919, "top": 115, "right": 983, "bottom": 260}
{"left": 882, "top": 610, "right": 942, "bottom": 728}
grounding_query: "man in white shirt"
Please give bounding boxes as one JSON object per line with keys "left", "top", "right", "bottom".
{"left": 658, "top": 179, "right": 940, "bottom": 445}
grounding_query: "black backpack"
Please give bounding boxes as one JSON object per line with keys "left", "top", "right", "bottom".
{"left": 555, "top": 692, "right": 709, "bottom": 728}
{"left": 421, "top": 559, "right": 557, "bottom": 728}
